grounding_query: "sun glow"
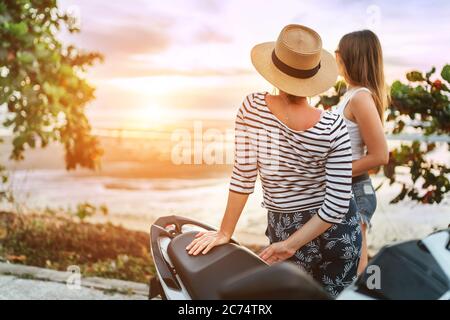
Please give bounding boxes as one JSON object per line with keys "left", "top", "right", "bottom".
{"left": 107, "top": 75, "right": 222, "bottom": 96}
{"left": 134, "top": 103, "right": 170, "bottom": 125}
{"left": 101, "top": 76, "right": 187, "bottom": 129}
{"left": 101, "top": 74, "right": 239, "bottom": 129}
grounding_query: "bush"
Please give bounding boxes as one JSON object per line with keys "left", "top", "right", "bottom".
{"left": 0, "top": 211, "right": 155, "bottom": 283}
{"left": 385, "top": 66, "right": 450, "bottom": 203}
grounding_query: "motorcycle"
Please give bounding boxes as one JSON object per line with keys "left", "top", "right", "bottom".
{"left": 149, "top": 215, "right": 450, "bottom": 300}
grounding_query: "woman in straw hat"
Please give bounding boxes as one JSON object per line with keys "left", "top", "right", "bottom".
{"left": 187, "top": 24, "right": 362, "bottom": 296}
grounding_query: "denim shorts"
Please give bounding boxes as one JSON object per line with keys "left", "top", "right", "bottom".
{"left": 352, "top": 177, "right": 377, "bottom": 229}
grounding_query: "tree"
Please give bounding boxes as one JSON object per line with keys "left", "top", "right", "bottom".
{"left": 316, "top": 65, "right": 450, "bottom": 204}
{"left": 0, "top": 0, "right": 103, "bottom": 176}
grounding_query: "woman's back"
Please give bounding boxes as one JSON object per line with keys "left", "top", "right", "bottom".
{"left": 264, "top": 94, "right": 323, "bottom": 132}
{"left": 229, "top": 92, "right": 353, "bottom": 224}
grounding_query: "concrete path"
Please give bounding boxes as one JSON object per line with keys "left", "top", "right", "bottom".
{"left": 0, "top": 262, "right": 149, "bottom": 300}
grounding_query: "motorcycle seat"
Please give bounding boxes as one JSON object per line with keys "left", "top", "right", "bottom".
{"left": 167, "top": 231, "right": 266, "bottom": 299}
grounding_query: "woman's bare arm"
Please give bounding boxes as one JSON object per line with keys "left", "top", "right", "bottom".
{"left": 186, "top": 190, "right": 249, "bottom": 255}
{"left": 286, "top": 215, "right": 331, "bottom": 250}
{"left": 260, "top": 215, "right": 331, "bottom": 264}
{"left": 219, "top": 191, "right": 249, "bottom": 237}
{"left": 349, "top": 92, "right": 389, "bottom": 176}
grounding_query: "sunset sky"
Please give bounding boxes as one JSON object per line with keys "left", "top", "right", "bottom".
{"left": 60, "top": 0, "right": 450, "bottom": 129}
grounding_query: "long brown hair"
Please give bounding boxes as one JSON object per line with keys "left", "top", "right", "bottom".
{"left": 337, "top": 30, "right": 388, "bottom": 123}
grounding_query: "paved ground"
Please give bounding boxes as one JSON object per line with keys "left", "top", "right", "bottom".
{"left": 0, "top": 275, "right": 147, "bottom": 300}
{"left": 0, "top": 263, "right": 149, "bottom": 300}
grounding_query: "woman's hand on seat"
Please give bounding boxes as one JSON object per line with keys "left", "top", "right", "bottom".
{"left": 186, "top": 230, "right": 231, "bottom": 255}
{"left": 259, "top": 241, "right": 296, "bottom": 265}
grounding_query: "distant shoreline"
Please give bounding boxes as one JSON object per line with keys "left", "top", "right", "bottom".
{"left": 2, "top": 131, "right": 448, "bottom": 180}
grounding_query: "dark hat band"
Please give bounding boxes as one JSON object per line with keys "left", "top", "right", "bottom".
{"left": 271, "top": 50, "right": 321, "bottom": 79}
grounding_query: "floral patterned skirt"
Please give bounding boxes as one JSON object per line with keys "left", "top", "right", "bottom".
{"left": 265, "top": 201, "right": 362, "bottom": 297}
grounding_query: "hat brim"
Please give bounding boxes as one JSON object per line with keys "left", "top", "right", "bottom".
{"left": 251, "top": 42, "right": 338, "bottom": 97}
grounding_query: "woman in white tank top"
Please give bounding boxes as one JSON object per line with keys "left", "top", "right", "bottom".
{"left": 335, "top": 87, "right": 372, "bottom": 160}
{"left": 334, "top": 30, "right": 389, "bottom": 274}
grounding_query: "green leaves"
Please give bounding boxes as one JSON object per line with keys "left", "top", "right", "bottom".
{"left": 406, "top": 71, "right": 424, "bottom": 82}
{"left": 16, "top": 50, "right": 34, "bottom": 64}
{"left": 425, "top": 67, "right": 436, "bottom": 80}
{"left": 0, "top": 2, "right": 7, "bottom": 15}
{"left": 314, "top": 80, "right": 347, "bottom": 110}
{"left": 7, "top": 21, "right": 28, "bottom": 37}
{"left": 386, "top": 65, "right": 450, "bottom": 204}
{"left": 441, "top": 64, "right": 450, "bottom": 83}
{"left": 0, "top": 0, "right": 104, "bottom": 175}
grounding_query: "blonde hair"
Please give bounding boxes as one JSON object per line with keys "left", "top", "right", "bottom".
{"left": 338, "top": 30, "right": 388, "bottom": 123}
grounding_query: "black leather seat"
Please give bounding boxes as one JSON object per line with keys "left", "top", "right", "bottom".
{"left": 167, "top": 231, "right": 266, "bottom": 299}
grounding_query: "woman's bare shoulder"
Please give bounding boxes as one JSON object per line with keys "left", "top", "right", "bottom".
{"left": 348, "top": 90, "right": 375, "bottom": 108}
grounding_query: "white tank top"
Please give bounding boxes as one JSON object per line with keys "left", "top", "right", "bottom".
{"left": 335, "top": 87, "right": 372, "bottom": 160}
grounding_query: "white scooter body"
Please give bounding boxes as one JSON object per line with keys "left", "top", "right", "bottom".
{"left": 154, "top": 224, "right": 205, "bottom": 300}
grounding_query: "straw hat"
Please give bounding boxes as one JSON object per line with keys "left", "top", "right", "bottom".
{"left": 251, "top": 24, "right": 338, "bottom": 97}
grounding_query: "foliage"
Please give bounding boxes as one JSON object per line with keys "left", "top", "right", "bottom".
{"left": 389, "top": 67, "right": 450, "bottom": 135}
{"left": 0, "top": 0, "right": 103, "bottom": 172}
{"left": 0, "top": 210, "right": 263, "bottom": 283}
{"left": 314, "top": 80, "right": 348, "bottom": 110}
{"left": 385, "top": 66, "right": 450, "bottom": 203}
{"left": 316, "top": 65, "right": 450, "bottom": 204}
{"left": 0, "top": 211, "right": 154, "bottom": 283}
{"left": 67, "top": 202, "right": 109, "bottom": 222}
{"left": 83, "top": 254, "right": 152, "bottom": 284}
{"left": 0, "top": 165, "right": 13, "bottom": 203}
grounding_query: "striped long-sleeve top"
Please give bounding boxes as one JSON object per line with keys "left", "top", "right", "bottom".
{"left": 229, "top": 92, "right": 352, "bottom": 224}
